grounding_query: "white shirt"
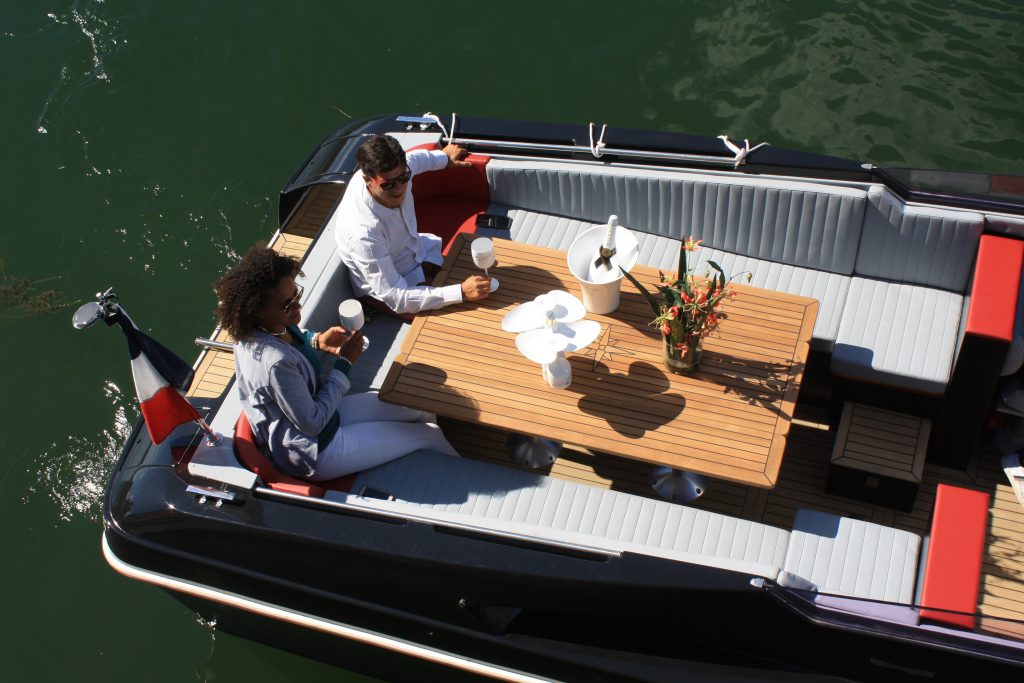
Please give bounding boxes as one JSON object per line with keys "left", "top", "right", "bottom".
{"left": 334, "top": 148, "right": 464, "bottom": 315}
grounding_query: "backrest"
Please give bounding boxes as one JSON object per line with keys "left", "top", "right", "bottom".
{"left": 233, "top": 413, "right": 326, "bottom": 497}
{"left": 856, "top": 186, "right": 984, "bottom": 292}
{"left": 486, "top": 160, "right": 867, "bottom": 275}
{"left": 233, "top": 413, "right": 356, "bottom": 496}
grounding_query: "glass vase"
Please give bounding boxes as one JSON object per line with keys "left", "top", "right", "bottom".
{"left": 663, "top": 335, "right": 703, "bottom": 374}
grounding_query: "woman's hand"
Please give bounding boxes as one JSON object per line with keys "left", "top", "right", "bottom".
{"left": 316, "top": 326, "right": 352, "bottom": 356}
{"left": 340, "top": 330, "right": 364, "bottom": 364}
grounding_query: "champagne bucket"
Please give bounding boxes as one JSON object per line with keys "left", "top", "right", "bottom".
{"left": 567, "top": 223, "right": 639, "bottom": 314}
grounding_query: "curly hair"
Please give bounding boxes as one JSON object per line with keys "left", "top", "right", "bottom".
{"left": 356, "top": 134, "right": 406, "bottom": 178}
{"left": 214, "top": 243, "right": 302, "bottom": 340}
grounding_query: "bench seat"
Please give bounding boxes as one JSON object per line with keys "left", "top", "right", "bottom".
{"left": 832, "top": 279, "right": 965, "bottom": 394}
{"left": 340, "top": 449, "right": 792, "bottom": 578}
{"left": 483, "top": 206, "right": 851, "bottom": 352}
{"left": 782, "top": 508, "right": 922, "bottom": 604}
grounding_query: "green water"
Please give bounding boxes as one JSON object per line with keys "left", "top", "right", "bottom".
{"left": 1, "top": 1, "right": 1021, "bottom": 680}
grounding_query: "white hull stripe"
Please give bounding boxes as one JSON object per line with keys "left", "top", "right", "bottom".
{"left": 101, "top": 532, "right": 553, "bottom": 683}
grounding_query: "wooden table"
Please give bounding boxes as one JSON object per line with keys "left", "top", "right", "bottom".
{"left": 380, "top": 235, "right": 818, "bottom": 488}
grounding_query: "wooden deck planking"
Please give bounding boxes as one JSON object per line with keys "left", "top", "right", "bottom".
{"left": 179, "top": 183, "right": 1024, "bottom": 627}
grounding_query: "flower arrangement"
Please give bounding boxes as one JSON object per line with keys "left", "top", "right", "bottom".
{"left": 621, "top": 237, "right": 749, "bottom": 372}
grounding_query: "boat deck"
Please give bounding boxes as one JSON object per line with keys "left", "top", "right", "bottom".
{"left": 189, "top": 183, "right": 1024, "bottom": 629}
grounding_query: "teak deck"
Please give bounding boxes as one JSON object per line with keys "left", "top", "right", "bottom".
{"left": 189, "top": 184, "right": 1024, "bottom": 626}
{"left": 379, "top": 234, "right": 818, "bottom": 488}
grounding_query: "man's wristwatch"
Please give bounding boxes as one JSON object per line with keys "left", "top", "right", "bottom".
{"left": 310, "top": 332, "right": 320, "bottom": 351}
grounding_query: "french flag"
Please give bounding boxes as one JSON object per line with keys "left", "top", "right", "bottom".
{"left": 112, "top": 310, "right": 201, "bottom": 444}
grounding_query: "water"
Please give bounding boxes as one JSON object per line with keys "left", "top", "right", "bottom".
{"left": 1, "top": 1, "right": 1021, "bottom": 680}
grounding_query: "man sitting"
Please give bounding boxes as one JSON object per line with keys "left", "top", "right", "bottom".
{"left": 334, "top": 134, "right": 491, "bottom": 318}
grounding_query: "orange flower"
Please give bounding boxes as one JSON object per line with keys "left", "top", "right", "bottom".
{"left": 682, "top": 236, "right": 703, "bottom": 252}
{"left": 681, "top": 292, "right": 692, "bottom": 304}
{"left": 668, "top": 305, "right": 680, "bottom": 319}
{"left": 661, "top": 323, "right": 672, "bottom": 336}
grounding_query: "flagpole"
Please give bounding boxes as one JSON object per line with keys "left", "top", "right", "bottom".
{"left": 195, "top": 417, "right": 222, "bottom": 445}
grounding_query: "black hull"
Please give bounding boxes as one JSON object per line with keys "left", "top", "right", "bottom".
{"left": 103, "top": 460, "right": 1021, "bottom": 682}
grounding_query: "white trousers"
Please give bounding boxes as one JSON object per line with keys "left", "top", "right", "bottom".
{"left": 310, "top": 391, "right": 458, "bottom": 480}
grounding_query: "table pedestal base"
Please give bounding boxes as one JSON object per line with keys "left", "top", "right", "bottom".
{"left": 506, "top": 434, "right": 562, "bottom": 469}
{"left": 651, "top": 467, "right": 707, "bottom": 503}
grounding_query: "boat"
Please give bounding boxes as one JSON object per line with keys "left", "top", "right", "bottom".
{"left": 96, "top": 113, "right": 1024, "bottom": 682}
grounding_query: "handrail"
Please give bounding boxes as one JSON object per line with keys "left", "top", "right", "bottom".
{"left": 196, "top": 337, "right": 233, "bottom": 352}
{"left": 398, "top": 113, "right": 767, "bottom": 168}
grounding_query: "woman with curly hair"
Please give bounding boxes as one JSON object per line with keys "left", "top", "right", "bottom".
{"left": 215, "top": 243, "right": 457, "bottom": 481}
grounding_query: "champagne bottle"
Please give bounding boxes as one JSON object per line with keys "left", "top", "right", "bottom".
{"left": 592, "top": 215, "right": 619, "bottom": 270}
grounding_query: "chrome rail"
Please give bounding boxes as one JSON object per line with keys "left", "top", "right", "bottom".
{"left": 195, "top": 337, "right": 234, "bottom": 352}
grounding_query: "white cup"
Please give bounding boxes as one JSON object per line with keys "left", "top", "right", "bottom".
{"left": 338, "top": 299, "right": 369, "bottom": 350}
{"left": 471, "top": 237, "right": 496, "bottom": 271}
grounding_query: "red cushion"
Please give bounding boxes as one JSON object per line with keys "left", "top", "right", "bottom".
{"left": 965, "top": 235, "right": 1024, "bottom": 342}
{"left": 233, "top": 413, "right": 355, "bottom": 497}
{"left": 920, "top": 484, "right": 990, "bottom": 629}
{"left": 407, "top": 143, "right": 490, "bottom": 253}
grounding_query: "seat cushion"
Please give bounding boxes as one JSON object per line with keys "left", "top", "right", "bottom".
{"left": 492, "top": 207, "right": 845, "bottom": 351}
{"left": 783, "top": 509, "right": 922, "bottom": 604}
{"left": 692, "top": 248, "right": 850, "bottom": 352}
{"left": 832, "top": 278, "right": 963, "bottom": 394}
{"left": 347, "top": 450, "right": 791, "bottom": 577}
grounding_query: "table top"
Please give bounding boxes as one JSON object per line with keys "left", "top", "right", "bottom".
{"left": 380, "top": 234, "right": 818, "bottom": 488}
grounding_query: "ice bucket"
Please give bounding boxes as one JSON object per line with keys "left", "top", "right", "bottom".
{"left": 567, "top": 222, "right": 639, "bottom": 314}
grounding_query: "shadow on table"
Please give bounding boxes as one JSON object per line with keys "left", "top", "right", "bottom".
{"left": 574, "top": 358, "right": 685, "bottom": 438}
{"left": 711, "top": 355, "right": 803, "bottom": 420}
{"left": 383, "top": 361, "right": 481, "bottom": 419}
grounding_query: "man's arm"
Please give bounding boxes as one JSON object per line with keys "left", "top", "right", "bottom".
{"left": 349, "top": 226, "right": 463, "bottom": 315}
{"left": 407, "top": 145, "right": 472, "bottom": 177}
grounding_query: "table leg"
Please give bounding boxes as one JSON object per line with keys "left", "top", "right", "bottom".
{"left": 506, "top": 434, "right": 562, "bottom": 469}
{"left": 651, "top": 466, "right": 707, "bottom": 503}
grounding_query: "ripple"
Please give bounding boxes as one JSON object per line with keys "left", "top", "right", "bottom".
{"left": 36, "top": 2, "right": 123, "bottom": 135}
{"left": 25, "top": 380, "right": 133, "bottom": 523}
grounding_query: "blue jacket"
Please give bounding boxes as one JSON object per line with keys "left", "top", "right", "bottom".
{"left": 233, "top": 329, "right": 350, "bottom": 478}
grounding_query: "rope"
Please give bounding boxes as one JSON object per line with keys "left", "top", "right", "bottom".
{"left": 589, "top": 122, "right": 608, "bottom": 158}
{"left": 717, "top": 135, "right": 769, "bottom": 167}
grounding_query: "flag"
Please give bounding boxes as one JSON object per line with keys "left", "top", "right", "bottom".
{"left": 110, "top": 307, "right": 201, "bottom": 444}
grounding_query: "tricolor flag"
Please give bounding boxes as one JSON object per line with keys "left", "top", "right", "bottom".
{"left": 110, "top": 309, "right": 201, "bottom": 444}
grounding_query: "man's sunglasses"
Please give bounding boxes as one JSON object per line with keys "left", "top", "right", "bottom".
{"left": 282, "top": 283, "right": 303, "bottom": 312}
{"left": 375, "top": 166, "right": 412, "bottom": 191}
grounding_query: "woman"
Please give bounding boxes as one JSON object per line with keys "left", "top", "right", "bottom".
{"left": 215, "top": 244, "right": 458, "bottom": 481}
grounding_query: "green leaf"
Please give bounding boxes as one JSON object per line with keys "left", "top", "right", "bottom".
{"left": 620, "top": 267, "right": 662, "bottom": 316}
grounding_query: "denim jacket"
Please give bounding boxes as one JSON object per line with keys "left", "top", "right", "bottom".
{"left": 234, "top": 329, "right": 350, "bottom": 478}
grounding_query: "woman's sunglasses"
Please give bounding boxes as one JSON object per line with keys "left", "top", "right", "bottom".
{"left": 282, "top": 283, "right": 303, "bottom": 312}
{"left": 375, "top": 166, "right": 412, "bottom": 191}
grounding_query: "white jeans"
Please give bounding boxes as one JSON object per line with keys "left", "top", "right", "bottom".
{"left": 310, "top": 391, "right": 458, "bottom": 480}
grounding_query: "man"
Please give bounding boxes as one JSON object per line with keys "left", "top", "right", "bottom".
{"left": 334, "top": 134, "right": 491, "bottom": 317}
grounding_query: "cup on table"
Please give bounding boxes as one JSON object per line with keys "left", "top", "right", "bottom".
{"left": 471, "top": 237, "right": 499, "bottom": 291}
{"left": 338, "top": 299, "right": 370, "bottom": 350}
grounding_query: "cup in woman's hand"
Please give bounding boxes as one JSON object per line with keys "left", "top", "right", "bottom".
{"left": 340, "top": 329, "right": 365, "bottom": 363}
{"left": 338, "top": 298, "right": 369, "bottom": 349}
{"left": 471, "top": 237, "right": 497, "bottom": 271}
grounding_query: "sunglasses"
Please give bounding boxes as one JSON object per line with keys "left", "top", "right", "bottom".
{"left": 281, "top": 283, "right": 303, "bottom": 312}
{"left": 375, "top": 166, "right": 412, "bottom": 191}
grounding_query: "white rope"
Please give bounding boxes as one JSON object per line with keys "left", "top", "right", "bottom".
{"left": 589, "top": 122, "right": 608, "bottom": 158}
{"left": 717, "top": 134, "right": 769, "bottom": 167}
{"left": 423, "top": 112, "right": 449, "bottom": 141}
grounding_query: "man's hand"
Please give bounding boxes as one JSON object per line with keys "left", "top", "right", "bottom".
{"left": 444, "top": 143, "right": 472, "bottom": 168}
{"left": 461, "top": 275, "right": 491, "bottom": 302}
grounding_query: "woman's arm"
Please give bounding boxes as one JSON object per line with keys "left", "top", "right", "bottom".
{"left": 266, "top": 360, "right": 349, "bottom": 436}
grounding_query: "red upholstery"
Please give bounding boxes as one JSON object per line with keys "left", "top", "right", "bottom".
{"left": 965, "top": 234, "right": 1024, "bottom": 342}
{"left": 232, "top": 413, "right": 355, "bottom": 497}
{"left": 408, "top": 142, "right": 490, "bottom": 253}
{"left": 920, "top": 484, "right": 990, "bottom": 629}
